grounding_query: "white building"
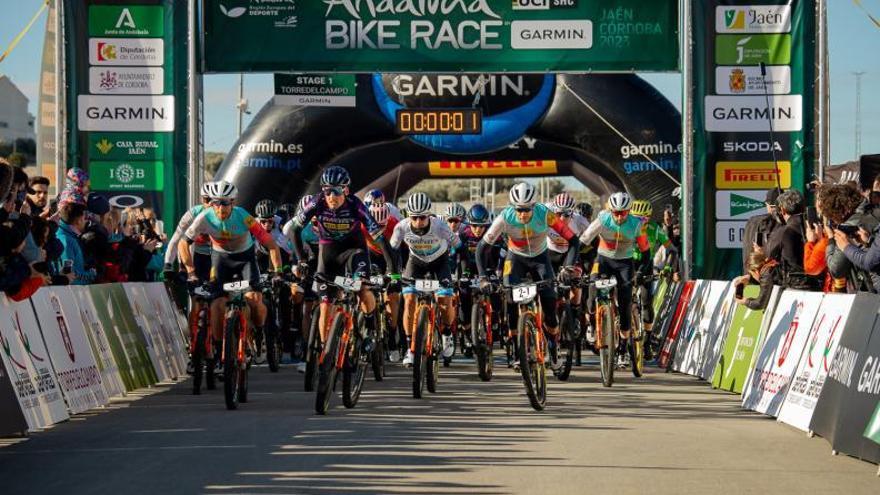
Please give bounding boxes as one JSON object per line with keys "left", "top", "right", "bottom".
{"left": 0, "top": 75, "right": 36, "bottom": 144}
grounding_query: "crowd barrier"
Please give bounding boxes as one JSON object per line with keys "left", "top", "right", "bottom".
{"left": 652, "top": 277, "right": 880, "bottom": 468}
{"left": 0, "top": 283, "right": 189, "bottom": 436}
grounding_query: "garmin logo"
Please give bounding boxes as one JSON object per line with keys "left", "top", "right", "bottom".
{"left": 391, "top": 74, "right": 528, "bottom": 97}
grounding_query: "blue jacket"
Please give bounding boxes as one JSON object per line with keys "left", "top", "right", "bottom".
{"left": 57, "top": 221, "right": 95, "bottom": 285}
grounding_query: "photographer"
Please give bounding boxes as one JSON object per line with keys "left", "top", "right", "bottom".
{"left": 742, "top": 188, "right": 783, "bottom": 273}
{"left": 734, "top": 250, "right": 782, "bottom": 310}
{"left": 834, "top": 212, "right": 880, "bottom": 293}
{"left": 766, "top": 189, "right": 818, "bottom": 290}
{"left": 818, "top": 184, "right": 863, "bottom": 292}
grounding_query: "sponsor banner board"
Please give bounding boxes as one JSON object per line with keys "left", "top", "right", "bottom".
{"left": 715, "top": 133, "right": 791, "bottom": 161}
{"left": 658, "top": 281, "right": 696, "bottom": 369}
{"left": 715, "top": 221, "right": 746, "bottom": 249}
{"left": 712, "top": 285, "right": 767, "bottom": 393}
{"left": 274, "top": 73, "right": 357, "bottom": 107}
{"left": 714, "top": 34, "right": 791, "bottom": 65}
{"left": 715, "top": 5, "right": 792, "bottom": 34}
{"left": 88, "top": 133, "right": 165, "bottom": 161}
{"left": 70, "top": 286, "right": 126, "bottom": 398}
{"left": 88, "top": 37, "right": 164, "bottom": 66}
{"left": 0, "top": 351, "right": 28, "bottom": 436}
{"left": 654, "top": 280, "right": 683, "bottom": 347}
{"left": 715, "top": 190, "right": 767, "bottom": 220}
{"left": 122, "top": 284, "right": 180, "bottom": 381}
{"left": 674, "top": 281, "right": 730, "bottom": 376}
{"left": 699, "top": 283, "right": 739, "bottom": 380}
{"left": 705, "top": 95, "right": 803, "bottom": 133}
{"left": 88, "top": 5, "right": 164, "bottom": 37}
{"left": 89, "top": 66, "right": 164, "bottom": 95}
{"left": 510, "top": 20, "right": 593, "bottom": 49}
{"left": 30, "top": 288, "right": 108, "bottom": 414}
{"left": 89, "top": 161, "right": 164, "bottom": 191}
{"left": 715, "top": 65, "right": 791, "bottom": 95}
{"left": 77, "top": 95, "right": 175, "bottom": 132}
{"left": 777, "top": 294, "right": 854, "bottom": 431}
{"left": 429, "top": 160, "right": 557, "bottom": 177}
{"left": 0, "top": 296, "right": 69, "bottom": 430}
{"left": 143, "top": 283, "right": 189, "bottom": 371}
{"left": 715, "top": 161, "right": 792, "bottom": 189}
{"left": 742, "top": 290, "right": 824, "bottom": 417}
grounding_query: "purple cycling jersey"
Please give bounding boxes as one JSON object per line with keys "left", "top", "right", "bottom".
{"left": 294, "top": 194, "right": 382, "bottom": 244}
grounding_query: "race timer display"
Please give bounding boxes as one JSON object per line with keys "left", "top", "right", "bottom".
{"left": 395, "top": 109, "right": 482, "bottom": 135}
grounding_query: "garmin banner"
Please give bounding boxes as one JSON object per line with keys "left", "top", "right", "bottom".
{"left": 691, "top": 0, "right": 816, "bottom": 279}
{"left": 204, "top": 0, "right": 678, "bottom": 73}
{"left": 64, "top": 0, "right": 188, "bottom": 232}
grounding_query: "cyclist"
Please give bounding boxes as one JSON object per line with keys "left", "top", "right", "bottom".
{"left": 288, "top": 166, "right": 396, "bottom": 353}
{"left": 444, "top": 203, "right": 467, "bottom": 235}
{"left": 579, "top": 192, "right": 651, "bottom": 366}
{"left": 283, "top": 195, "right": 320, "bottom": 370}
{"left": 255, "top": 199, "right": 294, "bottom": 270}
{"left": 364, "top": 188, "right": 402, "bottom": 220}
{"left": 180, "top": 181, "right": 284, "bottom": 352}
{"left": 391, "top": 192, "right": 462, "bottom": 366}
{"left": 547, "top": 193, "right": 591, "bottom": 314}
{"left": 476, "top": 182, "right": 581, "bottom": 371}
{"left": 457, "top": 203, "right": 504, "bottom": 342}
{"left": 365, "top": 203, "right": 404, "bottom": 361}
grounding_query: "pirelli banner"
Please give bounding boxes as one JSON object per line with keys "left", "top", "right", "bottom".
{"left": 691, "top": 0, "right": 815, "bottom": 279}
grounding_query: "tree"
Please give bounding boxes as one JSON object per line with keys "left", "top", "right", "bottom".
{"left": 204, "top": 152, "right": 226, "bottom": 179}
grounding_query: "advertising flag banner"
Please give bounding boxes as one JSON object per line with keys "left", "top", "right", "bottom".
{"left": 659, "top": 281, "right": 696, "bottom": 369}
{"left": 122, "top": 284, "right": 179, "bottom": 380}
{"left": 0, "top": 348, "right": 28, "bottom": 436}
{"left": 777, "top": 294, "right": 854, "bottom": 431}
{"left": 29, "top": 288, "right": 108, "bottom": 414}
{"left": 699, "top": 282, "right": 739, "bottom": 380}
{"left": 0, "top": 296, "right": 69, "bottom": 430}
{"left": 143, "top": 282, "right": 189, "bottom": 369}
{"left": 70, "top": 286, "right": 126, "bottom": 398}
{"left": 742, "top": 290, "right": 824, "bottom": 416}
{"left": 673, "top": 281, "right": 728, "bottom": 374}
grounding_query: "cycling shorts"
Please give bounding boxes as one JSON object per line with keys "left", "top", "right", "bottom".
{"left": 193, "top": 252, "right": 212, "bottom": 283}
{"left": 402, "top": 253, "right": 454, "bottom": 297}
{"left": 210, "top": 245, "right": 260, "bottom": 291}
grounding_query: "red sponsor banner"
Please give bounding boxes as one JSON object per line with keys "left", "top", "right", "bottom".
{"left": 659, "top": 281, "right": 696, "bottom": 369}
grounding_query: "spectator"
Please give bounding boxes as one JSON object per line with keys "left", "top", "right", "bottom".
{"left": 767, "top": 189, "right": 817, "bottom": 289}
{"left": 742, "top": 188, "right": 783, "bottom": 272}
{"left": 0, "top": 217, "right": 45, "bottom": 301}
{"left": 834, "top": 211, "right": 880, "bottom": 293}
{"left": 734, "top": 250, "right": 781, "bottom": 310}
{"left": 82, "top": 193, "right": 116, "bottom": 282}
{"left": 819, "top": 184, "right": 863, "bottom": 292}
{"left": 26, "top": 176, "right": 52, "bottom": 218}
{"left": 56, "top": 202, "right": 96, "bottom": 285}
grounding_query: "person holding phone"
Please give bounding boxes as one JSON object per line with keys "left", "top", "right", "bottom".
{"left": 733, "top": 251, "right": 781, "bottom": 310}
{"left": 741, "top": 188, "right": 784, "bottom": 273}
{"left": 819, "top": 184, "right": 865, "bottom": 292}
{"left": 55, "top": 202, "right": 96, "bottom": 285}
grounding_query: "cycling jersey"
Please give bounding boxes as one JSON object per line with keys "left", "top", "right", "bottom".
{"left": 580, "top": 211, "right": 649, "bottom": 260}
{"left": 458, "top": 225, "right": 502, "bottom": 275}
{"left": 185, "top": 206, "right": 273, "bottom": 254}
{"left": 294, "top": 195, "right": 382, "bottom": 244}
{"left": 483, "top": 203, "right": 575, "bottom": 258}
{"left": 548, "top": 212, "right": 591, "bottom": 254}
{"left": 633, "top": 221, "right": 670, "bottom": 261}
{"left": 391, "top": 217, "right": 461, "bottom": 263}
{"left": 165, "top": 204, "right": 211, "bottom": 265}
{"left": 364, "top": 216, "right": 399, "bottom": 256}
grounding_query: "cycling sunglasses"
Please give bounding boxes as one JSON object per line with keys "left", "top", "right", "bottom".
{"left": 447, "top": 217, "right": 462, "bottom": 223}
{"left": 211, "top": 199, "right": 232, "bottom": 206}
{"left": 515, "top": 207, "right": 533, "bottom": 213}
{"left": 323, "top": 187, "right": 345, "bottom": 197}
{"left": 410, "top": 215, "right": 429, "bottom": 221}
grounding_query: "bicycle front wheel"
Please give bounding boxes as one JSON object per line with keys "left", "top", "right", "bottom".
{"left": 371, "top": 310, "right": 385, "bottom": 382}
{"left": 556, "top": 303, "right": 576, "bottom": 381}
{"left": 343, "top": 313, "right": 368, "bottom": 408}
{"left": 427, "top": 325, "right": 441, "bottom": 393}
{"left": 518, "top": 311, "right": 546, "bottom": 411}
{"left": 223, "top": 310, "right": 243, "bottom": 410}
{"left": 630, "top": 303, "right": 645, "bottom": 378}
{"left": 191, "top": 306, "right": 208, "bottom": 395}
{"left": 265, "top": 297, "right": 281, "bottom": 373}
{"left": 412, "top": 305, "right": 430, "bottom": 399}
{"left": 471, "top": 301, "right": 493, "bottom": 382}
{"left": 315, "top": 312, "right": 345, "bottom": 415}
{"left": 304, "top": 304, "right": 321, "bottom": 392}
{"left": 598, "top": 303, "right": 615, "bottom": 388}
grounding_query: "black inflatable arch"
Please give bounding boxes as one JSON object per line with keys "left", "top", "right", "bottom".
{"left": 214, "top": 73, "right": 681, "bottom": 216}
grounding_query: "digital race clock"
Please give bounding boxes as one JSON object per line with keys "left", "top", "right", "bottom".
{"left": 395, "top": 109, "right": 482, "bottom": 135}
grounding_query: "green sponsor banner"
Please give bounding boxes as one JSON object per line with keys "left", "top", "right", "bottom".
{"left": 89, "top": 133, "right": 165, "bottom": 160}
{"left": 865, "top": 402, "right": 880, "bottom": 445}
{"left": 90, "top": 161, "right": 164, "bottom": 191}
{"left": 715, "top": 34, "right": 791, "bottom": 65}
{"left": 653, "top": 279, "right": 669, "bottom": 317}
{"left": 88, "top": 284, "right": 158, "bottom": 390}
{"left": 712, "top": 285, "right": 764, "bottom": 393}
{"left": 204, "top": 0, "right": 679, "bottom": 73}
{"left": 89, "top": 5, "right": 164, "bottom": 37}
{"left": 730, "top": 193, "right": 764, "bottom": 216}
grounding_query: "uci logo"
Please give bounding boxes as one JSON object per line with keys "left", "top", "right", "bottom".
{"left": 513, "top": 0, "right": 549, "bottom": 9}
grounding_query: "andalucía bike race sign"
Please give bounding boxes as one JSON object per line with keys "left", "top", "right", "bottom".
{"left": 203, "top": 0, "right": 679, "bottom": 72}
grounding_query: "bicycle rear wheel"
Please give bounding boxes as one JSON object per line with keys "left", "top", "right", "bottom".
{"left": 518, "top": 311, "right": 546, "bottom": 411}
{"left": 315, "top": 312, "right": 345, "bottom": 415}
{"left": 427, "top": 325, "right": 441, "bottom": 393}
{"left": 629, "top": 303, "right": 645, "bottom": 378}
{"left": 412, "top": 306, "right": 429, "bottom": 399}
{"left": 304, "top": 304, "right": 321, "bottom": 392}
{"left": 471, "top": 301, "right": 493, "bottom": 382}
{"left": 556, "top": 303, "right": 576, "bottom": 381}
{"left": 598, "top": 304, "right": 615, "bottom": 388}
{"left": 223, "top": 310, "right": 242, "bottom": 410}
{"left": 343, "top": 314, "right": 369, "bottom": 408}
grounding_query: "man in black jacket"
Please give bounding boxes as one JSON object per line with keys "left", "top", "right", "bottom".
{"left": 768, "top": 189, "right": 816, "bottom": 289}
{"left": 742, "top": 188, "right": 783, "bottom": 272}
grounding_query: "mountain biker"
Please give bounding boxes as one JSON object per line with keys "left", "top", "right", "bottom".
{"left": 457, "top": 203, "right": 504, "bottom": 343}
{"left": 365, "top": 202, "right": 404, "bottom": 361}
{"left": 282, "top": 194, "right": 320, "bottom": 370}
{"left": 548, "top": 193, "right": 592, "bottom": 314}
{"left": 364, "top": 188, "right": 402, "bottom": 220}
{"left": 444, "top": 203, "right": 467, "bottom": 235}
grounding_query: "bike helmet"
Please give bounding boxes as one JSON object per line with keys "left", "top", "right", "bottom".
{"left": 370, "top": 203, "right": 390, "bottom": 226}
{"left": 553, "top": 192, "right": 575, "bottom": 212}
{"left": 200, "top": 181, "right": 213, "bottom": 199}
{"left": 206, "top": 180, "right": 237, "bottom": 201}
{"left": 608, "top": 192, "right": 632, "bottom": 212}
{"left": 631, "top": 199, "right": 653, "bottom": 218}
{"left": 445, "top": 203, "right": 466, "bottom": 220}
{"left": 576, "top": 202, "right": 593, "bottom": 219}
{"left": 364, "top": 188, "right": 385, "bottom": 206}
{"left": 255, "top": 199, "right": 277, "bottom": 219}
{"left": 466, "top": 203, "right": 491, "bottom": 226}
{"left": 320, "top": 165, "right": 351, "bottom": 187}
{"left": 407, "top": 192, "right": 432, "bottom": 215}
{"left": 509, "top": 182, "right": 537, "bottom": 208}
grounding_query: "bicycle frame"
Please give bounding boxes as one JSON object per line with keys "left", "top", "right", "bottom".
{"left": 594, "top": 282, "right": 618, "bottom": 349}
{"left": 222, "top": 291, "right": 250, "bottom": 367}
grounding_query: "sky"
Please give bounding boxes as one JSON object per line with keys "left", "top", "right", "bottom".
{"left": 0, "top": 1, "right": 877, "bottom": 165}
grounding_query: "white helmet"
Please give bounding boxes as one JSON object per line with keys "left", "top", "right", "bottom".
{"left": 200, "top": 181, "right": 214, "bottom": 199}
{"left": 444, "top": 203, "right": 466, "bottom": 220}
{"left": 608, "top": 192, "right": 632, "bottom": 212}
{"left": 206, "top": 180, "right": 237, "bottom": 201}
{"left": 370, "top": 203, "right": 390, "bottom": 226}
{"left": 407, "top": 192, "right": 432, "bottom": 215}
{"left": 553, "top": 192, "right": 575, "bottom": 212}
{"left": 509, "top": 182, "right": 537, "bottom": 208}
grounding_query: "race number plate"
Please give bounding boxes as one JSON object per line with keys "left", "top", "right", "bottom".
{"left": 595, "top": 278, "right": 618, "bottom": 290}
{"left": 512, "top": 285, "right": 538, "bottom": 303}
{"left": 415, "top": 279, "right": 441, "bottom": 292}
{"left": 334, "top": 276, "right": 362, "bottom": 291}
{"left": 370, "top": 275, "right": 385, "bottom": 286}
{"left": 223, "top": 280, "right": 251, "bottom": 292}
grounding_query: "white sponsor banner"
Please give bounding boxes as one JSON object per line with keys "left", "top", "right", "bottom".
{"left": 510, "top": 20, "right": 593, "bottom": 50}
{"left": 30, "top": 288, "right": 108, "bottom": 414}
{"left": 705, "top": 95, "right": 803, "bottom": 132}
{"left": 675, "top": 281, "right": 731, "bottom": 376}
{"left": 70, "top": 286, "right": 126, "bottom": 398}
{"left": 671, "top": 281, "right": 708, "bottom": 372}
{"left": 89, "top": 67, "right": 164, "bottom": 95}
{"left": 89, "top": 38, "right": 164, "bottom": 66}
{"left": 742, "top": 290, "right": 824, "bottom": 417}
{"left": 122, "top": 284, "right": 177, "bottom": 381}
{"left": 777, "top": 294, "right": 854, "bottom": 431}
{"left": 715, "top": 220, "right": 747, "bottom": 249}
{"left": 143, "top": 283, "right": 189, "bottom": 375}
{"left": 715, "top": 66, "right": 791, "bottom": 95}
{"left": 699, "top": 283, "right": 739, "bottom": 380}
{"left": 715, "top": 190, "right": 768, "bottom": 220}
{"left": 715, "top": 5, "right": 792, "bottom": 34}
{"left": 273, "top": 95, "right": 356, "bottom": 108}
{"left": 0, "top": 296, "right": 69, "bottom": 430}
{"left": 77, "top": 95, "right": 175, "bottom": 132}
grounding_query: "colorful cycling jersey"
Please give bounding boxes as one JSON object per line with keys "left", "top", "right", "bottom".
{"left": 283, "top": 219, "right": 319, "bottom": 246}
{"left": 294, "top": 195, "right": 381, "bottom": 244}
{"left": 483, "top": 203, "right": 575, "bottom": 258}
{"left": 365, "top": 216, "right": 398, "bottom": 256}
{"left": 548, "top": 212, "right": 591, "bottom": 254}
{"left": 633, "top": 221, "right": 669, "bottom": 261}
{"left": 580, "top": 210, "right": 649, "bottom": 260}
{"left": 165, "top": 204, "right": 211, "bottom": 265}
{"left": 185, "top": 206, "right": 273, "bottom": 254}
{"left": 390, "top": 217, "right": 461, "bottom": 263}
{"left": 459, "top": 225, "right": 502, "bottom": 271}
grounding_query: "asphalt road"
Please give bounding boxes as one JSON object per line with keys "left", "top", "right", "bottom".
{"left": 1, "top": 357, "right": 877, "bottom": 494}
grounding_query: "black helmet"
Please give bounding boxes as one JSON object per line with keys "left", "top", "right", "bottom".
{"left": 466, "top": 203, "right": 491, "bottom": 226}
{"left": 276, "top": 202, "right": 296, "bottom": 223}
{"left": 576, "top": 202, "right": 593, "bottom": 219}
{"left": 255, "top": 199, "right": 277, "bottom": 219}
{"left": 320, "top": 165, "right": 351, "bottom": 187}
